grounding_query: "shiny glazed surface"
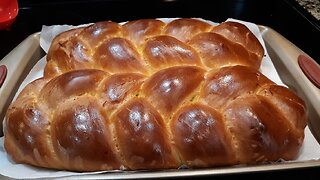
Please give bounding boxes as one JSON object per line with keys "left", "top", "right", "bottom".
{"left": 4, "top": 18, "right": 307, "bottom": 172}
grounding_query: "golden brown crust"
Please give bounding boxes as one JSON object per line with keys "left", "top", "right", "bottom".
{"left": 171, "top": 103, "right": 236, "bottom": 167}
{"left": 112, "top": 98, "right": 178, "bottom": 169}
{"left": 211, "top": 22, "right": 264, "bottom": 61}
{"left": 44, "top": 18, "right": 264, "bottom": 77}
{"left": 4, "top": 18, "right": 307, "bottom": 172}
{"left": 164, "top": 18, "right": 212, "bottom": 42}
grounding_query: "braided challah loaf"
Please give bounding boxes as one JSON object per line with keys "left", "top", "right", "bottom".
{"left": 4, "top": 18, "right": 307, "bottom": 171}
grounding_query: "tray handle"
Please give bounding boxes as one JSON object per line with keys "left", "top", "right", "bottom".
{"left": 0, "top": 65, "right": 7, "bottom": 88}
{"left": 259, "top": 25, "right": 320, "bottom": 144}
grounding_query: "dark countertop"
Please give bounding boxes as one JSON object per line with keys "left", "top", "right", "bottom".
{"left": 0, "top": 0, "right": 320, "bottom": 62}
{"left": 0, "top": 0, "right": 320, "bottom": 179}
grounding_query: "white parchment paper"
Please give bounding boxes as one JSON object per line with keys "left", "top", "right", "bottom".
{"left": 1, "top": 18, "right": 320, "bottom": 179}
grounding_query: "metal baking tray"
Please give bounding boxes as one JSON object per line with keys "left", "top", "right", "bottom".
{"left": 0, "top": 25, "right": 320, "bottom": 179}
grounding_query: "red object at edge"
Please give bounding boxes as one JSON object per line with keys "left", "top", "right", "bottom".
{"left": 0, "top": 0, "right": 19, "bottom": 30}
{"left": 298, "top": 54, "right": 320, "bottom": 89}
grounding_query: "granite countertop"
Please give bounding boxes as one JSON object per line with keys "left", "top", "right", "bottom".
{"left": 296, "top": 0, "right": 320, "bottom": 20}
